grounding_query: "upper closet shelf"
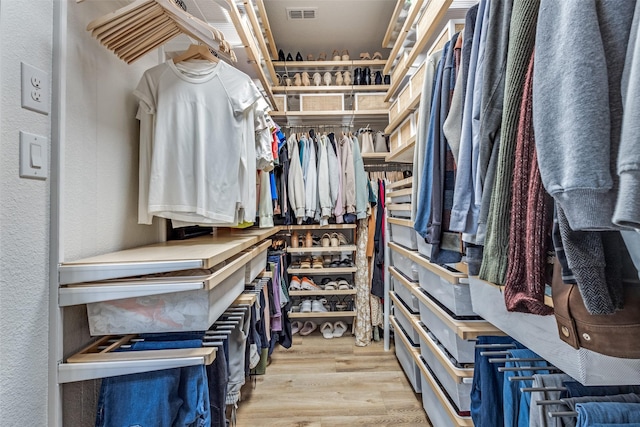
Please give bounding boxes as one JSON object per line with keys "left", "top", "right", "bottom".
{"left": 272, "top": 85, "right": 391, "bottom": 94}
{"left": 384, "top": 1, "right": 469, "bottom": 101}
{"left": 468, "top": 277, "right": 640, "bottom": 385}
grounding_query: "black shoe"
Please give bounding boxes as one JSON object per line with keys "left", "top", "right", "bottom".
{"left": 363, "top": 67, "right": 371, "bottom": 85}
{"left": 278, "top": 49, "right": 286, "bottom": 61}
{"left": 384, "top": 74, "right": 391, "bottom": 85}
{"left": 286, "top": 53, "right": 293, "bottom": 61}
{"left": 296, "top": 52, "right": 303, "bottom": 61}
{"left": 375, "top": 71, "right": 383, "bottom": 85}
{"left": 353, "top": 68, "right": 362, "bottom": 85}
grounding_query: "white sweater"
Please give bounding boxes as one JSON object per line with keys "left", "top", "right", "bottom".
{"left": 287, "top": 134, "right": 305, "bottom": 222}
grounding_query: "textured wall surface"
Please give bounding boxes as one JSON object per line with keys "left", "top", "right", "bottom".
{"left": 0, "top": 1, "right": 53, "bottom": 426}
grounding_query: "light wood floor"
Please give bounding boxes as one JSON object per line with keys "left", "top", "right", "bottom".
{"left": 236, "top": 332, "right": 431, "bottom": 427}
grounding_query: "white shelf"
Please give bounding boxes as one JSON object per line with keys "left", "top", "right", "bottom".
{"left": 272, "top": 59, "right": 387, "bottom": 69}
{"left": 386, "top": 136, "right": 416, "bottom": 164}
{"left": 468, "top": 277, "right": 640, "bottom": 385}
{"left": 289, "top": 310, "right": 356, "bottom": 318}
{"left": 58, "top": 242, "right": 267, "bottom": 306}
{"left": 273, "top": 85, "right": 390, "bottom": 93}
{"left": 287, "top": 267, "right": 357, "bottom": 275}
{"left": 289, "top": 289, "right": 356, "bottom": 296}
{"left": 284, "top": 224, "right": 355, "bottom": 230}
{"left": 58, "top": 346, "right": 217, "bottom": 384}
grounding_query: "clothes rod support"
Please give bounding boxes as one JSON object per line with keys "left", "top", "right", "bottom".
{"left": 535, "top": 400, "right": 565, "bottom": 406}
{"left": 549, "top": 411, "right": 577, "bottom": 418}
{"left": 475, "top": 343, "right": 516, "bottom": 349}
{"left": 489, "top": 357, "right": 546, "bottom": 364}
{"left": 508, "top": 376, "right": 535, "bottom": 382}
{"left": 480, "top": 350, "right": 511, "bottom": 357}
{"left": 498, "top": 366, "right": 557, "bottom": 372}
{"left": 521, "top": 386, "right": 567, "bottom": 393}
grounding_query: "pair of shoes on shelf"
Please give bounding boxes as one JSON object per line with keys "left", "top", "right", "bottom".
{"left": 299, "top": 298, "right": 328, "bottom": 313}
{"left": 332, "top": 49, "right": 350, "bottom": 61}
{"left": 279, "top": 50, "right": 303, "bottom": 62}
{"left": 320, "top": 321, "right": 348, "bottom": 339}
{"left": 293, "top": 277, "right": 320, "bottom": 290}
{"left": 330, "top": 232, "right": 349, "bottom": 247}
{"left": 292, "top": 320, "right": 303, "bottom": 335}
{"left": 299, "top": 320, "right": 317, "bottom": 336}
{"left": 359, "top": 51, "right": 383, "bottom": 60}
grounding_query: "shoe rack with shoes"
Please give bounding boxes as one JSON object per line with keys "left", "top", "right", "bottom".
{"left": 270, "top": 49, "right": 389, "bottom": 92}
{"left": 282, "top": 224, "right": 357, "bottom": 336}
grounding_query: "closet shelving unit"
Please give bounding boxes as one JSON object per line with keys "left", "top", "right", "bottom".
{"left": 282, "top": 224, "right": 358, "bottom": 323}
{"left": 268, "top": 59, "right": 390, "bottom": 126}
{"left": 56, "top": 227, "right": 279, "bottom": 384}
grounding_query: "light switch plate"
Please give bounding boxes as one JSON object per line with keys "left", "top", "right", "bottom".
{"left": 19, "top": 131, "right": 48, "bottom": 180}
{"left": 21, "top": 62, "right": 50, "bottom": 115}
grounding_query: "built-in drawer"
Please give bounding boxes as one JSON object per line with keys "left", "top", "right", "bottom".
{"left": 391, "top": 316, "right": 421, "bottom": 393}
{"left": 390, "top": 267, "right": 420, "bottom": 312}
{"left": 418, "top": 323, "right": 473, "bottom": 413}
{"left": 417, "top": 259, "right": 474, "bottom": 316}
{"left": 388, "top": 218, "right": 418, "bottom": 250}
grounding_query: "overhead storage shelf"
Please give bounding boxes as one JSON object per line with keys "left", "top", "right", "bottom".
{"left": 287, "top": 267, "right": 358, "bottom": 275}
{"left": 283, "top": 224, "right": 356, "bottom": 230}
{"left": 272, "top": 59, "right": 387, "bottom": 69}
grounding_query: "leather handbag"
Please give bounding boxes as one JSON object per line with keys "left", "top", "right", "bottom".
{"left": 552, "top": 262, "right": 640, "bottom": 358}
{"left": 374, "top": 131, "right": 387, "bottom": 152}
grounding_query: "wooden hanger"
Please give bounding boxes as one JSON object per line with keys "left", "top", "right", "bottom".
{"left": 85, "top": 0, "right": 236, "bottom": 64}
{"left": 173, "top": 44, "right": 220, "bottom": 64}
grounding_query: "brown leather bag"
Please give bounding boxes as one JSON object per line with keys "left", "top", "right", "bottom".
{"left": 552, "top": 262, "right": 640, "bottom": 358}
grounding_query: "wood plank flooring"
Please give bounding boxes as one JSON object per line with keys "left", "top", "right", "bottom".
{"left": 236, "top": 333, "right": 431, "bottom": 426}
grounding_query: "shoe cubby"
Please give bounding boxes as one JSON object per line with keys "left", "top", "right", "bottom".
{"left": 281, "top": 224, "right": 358, "bottom": 329}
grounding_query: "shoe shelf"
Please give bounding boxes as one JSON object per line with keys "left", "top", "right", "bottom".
{"left": 361, "top": 152, "right": 389, "bottom": 162}
{"left": 287, "top": 267, "right": 358, "bottom": 275}
{"left": 286, "top": 245, "right": 357, "bottom": 253}
{"left": 289, "top": 289, "right": 356, "bottom": 297}
{"left": 387, "top": 176, "right": 413, "bottom": 190}
{"left": 289, "top": 311, "right": 356, "bottom": 319}
{"left": 284, "top": 224, "right": 356, "bottom": 230}
{"left": 272, "top": 59, "right": 387, "bottom": 70}
{"left": 386, "top": 135, "right": 416, "bottom": 165}
{"left": 272, "top": 85, "right": 390, "bottom": 93}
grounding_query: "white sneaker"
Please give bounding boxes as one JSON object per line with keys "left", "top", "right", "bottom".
{"left": 300, "top": 299, "right": 312, "bottom": 313}
{"left": 311, "top": 300, "right": 329, "bottom": 312}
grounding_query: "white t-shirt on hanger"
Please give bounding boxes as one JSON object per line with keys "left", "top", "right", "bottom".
{"left": 134, "top": 59, "right": 262, "bottom": 224}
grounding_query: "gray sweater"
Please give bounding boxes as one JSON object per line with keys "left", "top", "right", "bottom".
{"left": 533, "top": 0, "right": 635, "bottom": 231}
{"left": 613, "top": 0, "right": 640, "bottom": 229}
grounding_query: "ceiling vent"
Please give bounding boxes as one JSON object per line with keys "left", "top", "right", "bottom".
{"left": 286, "top": 7, "right": 317, "bottom": 20}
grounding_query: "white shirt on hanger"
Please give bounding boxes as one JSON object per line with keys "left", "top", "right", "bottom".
{"left": 134, "top": 59, "right": 262, "bottom": 224}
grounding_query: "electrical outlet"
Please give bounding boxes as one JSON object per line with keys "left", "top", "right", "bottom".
{"left": 21, "top": 62, "right": 49, "bottom": 115}
{"left": 31, "top": 76, "right": 42, "bottom": 89}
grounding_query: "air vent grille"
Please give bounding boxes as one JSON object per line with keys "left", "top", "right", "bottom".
{"left": 287, "top": 7, "right": 317, "bottom": 20}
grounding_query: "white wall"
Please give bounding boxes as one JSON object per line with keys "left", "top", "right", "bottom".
{"left": 0, "top": 1, "right": 53, "bottom": 426}
{"left": 1, "top": 0, "right": 163, "bottom": 425}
